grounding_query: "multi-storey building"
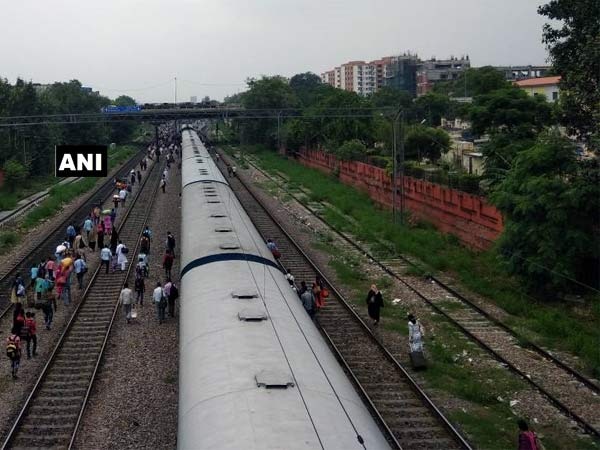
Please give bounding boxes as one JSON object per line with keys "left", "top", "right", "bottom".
{"left": 495, "top": 65, "right": 551, "bottom": 81}
{"left": 416, "top": 56, "right": 471, "bottom": 95}
{"left": 321, "top": 53, "right": 457, "bottom": 97}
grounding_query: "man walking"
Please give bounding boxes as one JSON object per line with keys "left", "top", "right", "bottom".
{"left": 119, "top": 283, "right": 134, "bottom": 324}
{"left": 153, "top": 282, "right": 166, "bottom": 324}
{"left": 100, "top": 244, "right": 111, "bottom": 274}
{"left": 73, "top": 256, "right": 87, "bottom": 290}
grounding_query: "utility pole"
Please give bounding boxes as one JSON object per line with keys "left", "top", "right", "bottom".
{"left": 277, "top": 111, "right": 282, "bottom": 152}
{"left": 391, "top": 109, "right": 405, "bottom": 225}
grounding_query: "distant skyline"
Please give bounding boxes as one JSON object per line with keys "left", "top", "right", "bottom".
{"left": 0, "top": 0, "right": 551, "bottom": 103}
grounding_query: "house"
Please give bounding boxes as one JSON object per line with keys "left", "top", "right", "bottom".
{"left": 514, "top": 76, "right": 561, "bottom": 102}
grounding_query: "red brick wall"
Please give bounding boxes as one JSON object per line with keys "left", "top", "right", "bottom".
{"left": 296, "top": 149, "right": 503, "bottom": 250}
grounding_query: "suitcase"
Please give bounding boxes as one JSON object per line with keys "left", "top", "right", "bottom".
{"left": 410, "top": 351, "right": 427, "bottom": 370}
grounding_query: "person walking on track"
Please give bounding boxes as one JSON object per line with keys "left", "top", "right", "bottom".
{"left": 119, "top": 283, "right": 134, "bottom": 324}
{"left": 116, "top": 240, "right": 128, "bottom": 272}
{"left": 366, "top": 284, "right": 384, "bottom": 326}
{"left": 153, "top": 282, "right": 166, "bottom": 324}
{"left": 6, "top": 328, "right": 22, "bottom": 379}
{"left": 100, "top": 244, "right": 112, "bottom": 274}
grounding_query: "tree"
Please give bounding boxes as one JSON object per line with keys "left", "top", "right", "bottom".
{"left": 3, "top": 159, "right": 29, "bottom": 191}
{"left": 404, "top": 126, "right": 450, "bottom": 162}
{"left": 469, "top": 88, "right": 553, "bottom": 136}
{"left": 369, "top": 87, "right": 412, "bottom": 109}
{"left": 335, "top": 139, "right": 367, "bottom": 161}
{"left": 412, "top": 93, "right": 451, "bottom": 126}
{"left": 539, "top": 0, "right": 600, "bottom": 144}
{"left": 434, "top": 66, "right": 510, "bottom": 97}
{"left": 491, "top": 131, "right": 600, "bottom": 295}
{"left": 114, "top": 95, "right": 136, "bottom": 106}
{"left": 289, "top": 72, "right": 322, "bottom": 106}
{"left": 239, "top": 76, "right": 298, "bottom": 146}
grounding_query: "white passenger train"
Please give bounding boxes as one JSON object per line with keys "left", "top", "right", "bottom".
{"left": 178, "top": 127, "right": 390, "bottom": 450}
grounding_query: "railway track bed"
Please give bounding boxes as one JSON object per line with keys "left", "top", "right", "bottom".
{"left": 214, "top": 155, "right": 472, "bottom": 450}
{"left": 1, "top": 160, "right": 163, "bottom": 449}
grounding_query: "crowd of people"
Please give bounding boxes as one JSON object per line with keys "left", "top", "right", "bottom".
{"left": 5, "top": 148, "right": 152, "bottom": 380}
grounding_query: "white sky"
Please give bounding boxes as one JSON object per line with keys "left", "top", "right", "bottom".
{"left": 0, "top": 0, "right": 550, "bottom": 103}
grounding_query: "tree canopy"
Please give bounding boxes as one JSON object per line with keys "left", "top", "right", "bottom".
{"left": 539, "top": 0, "right": 600, "bottom": 144}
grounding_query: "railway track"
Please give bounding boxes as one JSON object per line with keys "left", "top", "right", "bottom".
{"left": 225, "top": 151, "right": 600, "bottom": 440}
{"left": 0, "top": 151, "right": 144, "bottom": 323}
{"left": 213, "top": 155, "right": 472, "bottom": 450}
{"left": 1, "top": 159, "right": 163, "bottom": 450}
{"left": 0, "top": 178, "right": 83, "bottom": 228}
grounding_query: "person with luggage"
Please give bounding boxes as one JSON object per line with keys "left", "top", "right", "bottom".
{"left": 119, "top": 283, "right": 134, "bottom": 324}
{"left": 407, "top": 313, "right": 427, "bottom": 369}
{"left": 6, "top": 328, "right": 22, "bottom": 379}
{"left": 366, "top": 284, "right": 384, "bottom": 326}
{"left": 66, "top": 223, "right": 76, "bottom": 247}
{"left": 116, "top": 240, "right": 128, "bottom": 272}
{"left": 45, "top": 257, "right": 55, "bottom": 281}
{"left": 517, "top": 419, "right": 544, "bottom": 450}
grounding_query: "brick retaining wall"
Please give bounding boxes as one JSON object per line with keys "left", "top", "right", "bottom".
{"left": 296, "top": 149, "right": 503, "bottom": 250}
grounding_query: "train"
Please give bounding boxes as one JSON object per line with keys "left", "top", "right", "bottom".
{"left": 178, "top": 126, "right": 390, "bottom": 450}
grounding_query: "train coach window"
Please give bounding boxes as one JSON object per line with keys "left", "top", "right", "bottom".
{"left": 207, "top": 200, "right": 221, "bottom": 204}
{"left": 210, "top": 214, "right": 227, "bottom": 218}
{"left": 238, "top": 308, "right": 267, "bottom": 321}
{"left": 255, "top": 370, "right": 295, "bottom": 389}
{"left": 195, "top": 158, "right": 204, "bottom": 163}
{"left": 204, "top": 193, "right": 218, "bottom": 197}
{"left": 231, "top": 290, "right": 259, "bottom": 299}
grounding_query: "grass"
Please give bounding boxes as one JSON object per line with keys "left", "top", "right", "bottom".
{"left": 0, "top": 145, "right": 139, "bottom": 254}
{"left": 0, "top": 175, "right": 56, "bottom": 211}
{"left": 327, "top": 247, "right": 598, "bottom": 449}
{"left": 232, "top": 144, "right": 600, "bottom": 378}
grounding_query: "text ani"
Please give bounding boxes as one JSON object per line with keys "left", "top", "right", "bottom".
{"left": 58, "top": 154, "right": 103, "bottom": 171}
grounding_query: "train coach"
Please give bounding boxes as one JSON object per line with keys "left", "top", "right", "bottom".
{"left": 178, "top": 128, "right": 391, "bottom": 450}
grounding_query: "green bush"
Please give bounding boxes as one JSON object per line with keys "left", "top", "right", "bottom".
{"left": 3, "top": 160, "right": 29, "bottom": 191}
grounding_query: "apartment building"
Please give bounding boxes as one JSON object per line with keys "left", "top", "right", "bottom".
{"left": 321, "top": 53, "right": 457, "bottom": 97}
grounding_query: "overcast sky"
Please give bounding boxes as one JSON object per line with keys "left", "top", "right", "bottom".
{"left": 1, "top": 0, "right": 551, "bottom": 103}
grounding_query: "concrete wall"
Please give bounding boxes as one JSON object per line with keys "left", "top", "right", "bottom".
{"left": 296, "top": 149, "right": 503, "bottom": 250}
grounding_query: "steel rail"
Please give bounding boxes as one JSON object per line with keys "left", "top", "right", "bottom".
{"left": 236, "top": 153, "right": 600, "bottom": 439}
{"left": 213, "top": 150, "right": 472, "bottom": 450}
{"left": 0, "top": 159, "right": 162, "bottom": 450}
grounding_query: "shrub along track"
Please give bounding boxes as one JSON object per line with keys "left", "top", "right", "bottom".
{"left": 213, "top": 153, "right": 472, "bottom": 450}
{"left": 0, "top": 150, "right": 145, "bottom": 324}
{"left": 224, "top": 150, "right": 600, "bottom": 441}
{"left": 0, "top": 159, "right": 163, "bottom": 449}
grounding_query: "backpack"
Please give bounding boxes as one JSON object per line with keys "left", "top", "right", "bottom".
{"left": 121, "top": 246, "right": 129, "bottom": 255}
{"left": 6, "top": 337, "right": 18, "bottom": 360}
{"left": 170, "top": 285, "right": 179, "bottom": 300}
{"left": 16, "top": 284, "right": 25, "bottom": 297}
